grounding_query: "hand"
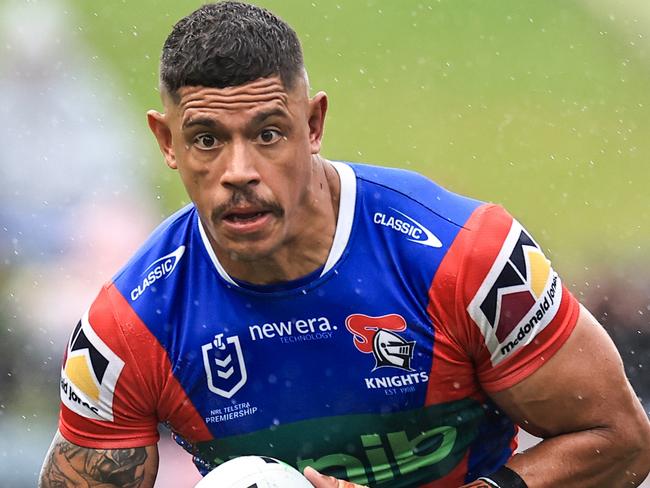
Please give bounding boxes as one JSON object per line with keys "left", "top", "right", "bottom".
{"left": 303, "top": 466, "right": 369, "bottom": 488}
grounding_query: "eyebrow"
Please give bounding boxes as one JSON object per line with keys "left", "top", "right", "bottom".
{"left": 250, "top": 108, "right": 289, "bottom": 126}
{"left": 181, "top": 108, "right": 289, "bottom": 132}
{"left": 182, "top": 117, "right": 222, "bottom": 131}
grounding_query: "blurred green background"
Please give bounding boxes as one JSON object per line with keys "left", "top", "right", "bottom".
{"left": 1, "top": 0, "right": 649, "bottom": 486}
{"left": 69, "top": 0, "right": 650, "bottom": 277}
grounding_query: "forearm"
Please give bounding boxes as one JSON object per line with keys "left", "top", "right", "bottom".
{"left": 483, "top": 311, "right": 650, "bottom": 487}
{"left": 505, "top": 427, "right": 650, "bottom": 487}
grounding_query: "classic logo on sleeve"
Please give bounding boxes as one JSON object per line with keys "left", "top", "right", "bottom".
{"left": 60, "top": 311, "right": 125, "bottom": 421}
{"left": 467, "top": 220, "right": 562, "bottom": 365}
{"left": 130, "top": 245, "right": 185, "bottom": 301}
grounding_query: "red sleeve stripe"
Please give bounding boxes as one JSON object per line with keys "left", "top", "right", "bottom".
{"left": 105, "top": 284, "right": 212, "bottom": 442}
{"left": 59, "top": 283, "right": 212, "bottom": 448}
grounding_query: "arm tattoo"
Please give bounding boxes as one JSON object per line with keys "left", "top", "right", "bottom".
{"left": 41, "top": 438, "right": 149, "bottom": 488}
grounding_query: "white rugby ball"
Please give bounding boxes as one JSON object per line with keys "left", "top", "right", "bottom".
{"left": 194, "top": 456, "right": 313, "bottom": 488}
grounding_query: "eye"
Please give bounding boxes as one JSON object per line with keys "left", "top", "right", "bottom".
{"left": 194, "top": 133, "right": 220, "bottom": 150}
{"left": 257, "top": 129, "right": 282, "bottom": 145}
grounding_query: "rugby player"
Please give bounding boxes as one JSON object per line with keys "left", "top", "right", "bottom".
{"left": 39, "top": 2, "right": 650, "bottom": 487}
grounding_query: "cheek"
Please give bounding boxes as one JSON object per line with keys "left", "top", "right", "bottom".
{"left": 175, "top": 167, "right": 202, "bottom": 207}
{"left": 175, "top": 154, "right": 218, "bottom": 209}
{"left": 174, "top": 141, "right": 216, "bottom": 184}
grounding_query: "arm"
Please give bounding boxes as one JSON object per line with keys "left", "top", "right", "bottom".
{"left": 39, "top": 430, "right": 158, "bottom": 488}
{"left": 486, "top": 305, "right": 650, "bottom": 487}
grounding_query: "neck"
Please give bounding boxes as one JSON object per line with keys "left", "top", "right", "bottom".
{"left": 210, "top": 157, "right": 340, "bottom": 285}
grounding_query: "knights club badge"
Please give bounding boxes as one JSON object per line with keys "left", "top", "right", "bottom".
{"left": 345, "top": 313, "right": 416, "bottom": 371}
{"left": 202, "top": 333, "right": 248, "bottom": 399}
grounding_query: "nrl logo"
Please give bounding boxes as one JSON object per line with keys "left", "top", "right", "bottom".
{"left": 345, "top": 313, "right": 416, "bottom": 371}
{"left": 202, "top": 334, "right": 247, "bottom": 399}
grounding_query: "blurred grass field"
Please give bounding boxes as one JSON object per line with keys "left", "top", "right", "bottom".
{"left": 67, "top": 0, "right": 650, "bottom": 277}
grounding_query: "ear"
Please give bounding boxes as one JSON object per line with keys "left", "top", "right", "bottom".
{"left": 147, "top": 110, "right": 177, "bottom": 169}
{"left": 307, "top": 91, "right": 328, "bottom": 154}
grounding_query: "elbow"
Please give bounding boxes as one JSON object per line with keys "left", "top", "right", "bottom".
{"left": 613, "top": 412, "right": 650, "bottom": 483}
{"left": 633, "top": 423, "right": 650, "bottom": 481}
{"left": 624, "top": 435, "right": 650, "bottom": 486}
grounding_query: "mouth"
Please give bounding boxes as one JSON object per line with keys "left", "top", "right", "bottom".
{"left": 220, "top": 207, "right": 275, "bottom": 234}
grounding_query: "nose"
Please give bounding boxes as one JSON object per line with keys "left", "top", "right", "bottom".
{"left": 219, "top": 139, "right": 261, "bottom": 190}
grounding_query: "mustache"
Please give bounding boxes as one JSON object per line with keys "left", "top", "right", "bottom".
{"left": 211, "top": 187, "right": 284, "bottom": 223}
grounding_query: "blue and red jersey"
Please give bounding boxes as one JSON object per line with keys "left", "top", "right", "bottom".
{"left": 59, "top": 162, "right": 579, "bottom": 486}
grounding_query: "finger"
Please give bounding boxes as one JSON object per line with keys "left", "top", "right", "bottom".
{"left": 303, "top": 466, "right": 337, "bottom": 487}
{"left": 303, "top": 466, "right": 368, "bottom": 488}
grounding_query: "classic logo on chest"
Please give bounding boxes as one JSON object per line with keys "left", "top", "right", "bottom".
{"left": 373, "top": 208, "right": 442, "bottom": 248}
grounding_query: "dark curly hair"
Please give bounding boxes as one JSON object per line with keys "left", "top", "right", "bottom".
{"left": 160, "top": 1, "right": 304, "bottom": 99}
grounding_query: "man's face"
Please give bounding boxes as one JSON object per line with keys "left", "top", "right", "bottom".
{"left": 148, "top": 76, "right": 327, "bottom": 262}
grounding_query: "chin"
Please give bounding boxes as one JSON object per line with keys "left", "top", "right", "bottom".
{"left": 223, "top": 240, "right": 280, "bottom": 263}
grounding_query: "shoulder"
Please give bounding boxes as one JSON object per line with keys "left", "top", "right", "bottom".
{"left": 110, "top": 204, "right": 197, "bottom": 302}
{"left": 345, "top": 162, "right": 484, "bottom": 228}
{"left": 339, "top": 161, "right": 521, "bottom": 258}
{"left": 430, "top": 200, "right": 581, "bottom": 389}
{"left": 59, "top": 205, "right": 208, "bottom": 446}
{"left": 59, "top": 207, "right": 199, "bottom": 434}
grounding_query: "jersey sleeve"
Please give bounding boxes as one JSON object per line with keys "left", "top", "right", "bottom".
{"left": 58, "top": 284, "right": 161, "bottom": 448}
{"left": 430, "top": 204, "right": 580, "bottom": 393}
